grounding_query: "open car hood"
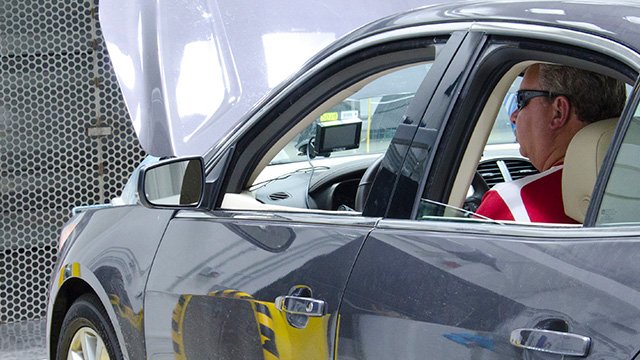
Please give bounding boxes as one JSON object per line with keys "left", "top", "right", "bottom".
{"left": 99, "top": 0, "right": 432, "bottom": 156}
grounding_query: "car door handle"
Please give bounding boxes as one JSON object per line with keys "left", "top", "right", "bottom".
{"left": 510, "top": 328, "right": 591, "bottom": 357}
{"left": 275, "top": 295, "right": 326, "bottom": 317}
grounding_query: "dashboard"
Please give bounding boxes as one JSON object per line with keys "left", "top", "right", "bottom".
{"left": 251, "top": 154, "right": 537, "bottom": 212}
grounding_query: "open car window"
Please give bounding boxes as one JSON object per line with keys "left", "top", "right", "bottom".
{"left": 214, "top": 34, "right": 456, "bottom": 215}
{"left": 269, "top": 65, "right": 430, "bottom": 166}
{"left": 238, "top": 63, "right": 433, "bottom": 212}
{"left": 414, "top": 50, "right": 633, "bottom": 227}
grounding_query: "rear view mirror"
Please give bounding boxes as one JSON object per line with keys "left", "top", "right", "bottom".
{"left": 138, "top": 157, "right": 205, "bottom": 208}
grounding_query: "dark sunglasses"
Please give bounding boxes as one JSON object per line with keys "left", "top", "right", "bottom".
{"left": 515, "top": 90, "right": 567, "bottom": 112}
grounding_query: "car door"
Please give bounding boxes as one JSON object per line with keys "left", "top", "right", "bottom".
{"left": 142, "top": 30, "right": 466, "bottom": 360}
{"left": 338, "top": 30, "right": 640, "bottom": 359}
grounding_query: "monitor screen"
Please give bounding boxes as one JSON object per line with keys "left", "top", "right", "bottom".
{"left": 315, "top": 120, "right": 362, "bottom": 154}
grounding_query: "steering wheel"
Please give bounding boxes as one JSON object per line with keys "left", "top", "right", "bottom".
{"left": 463, "top": 171, "right": 489, "bottom": 213}
{"left": 354, "top": 156, "right": 384, "bottom": 212}
{"left": 355, "top": 158, "right": 489, "bottom": 213}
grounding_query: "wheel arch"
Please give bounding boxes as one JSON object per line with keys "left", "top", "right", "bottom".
{"left": 49, "top": 276, "right": 131, "bottom": 360}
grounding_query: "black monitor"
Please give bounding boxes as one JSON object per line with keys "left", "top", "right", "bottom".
{"left": 315, "top": 119, "right": 362, "bottom": 154}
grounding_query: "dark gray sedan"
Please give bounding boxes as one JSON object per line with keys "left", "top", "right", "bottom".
{"left": 48, "top": 1, "right": 640, "bottom": 359}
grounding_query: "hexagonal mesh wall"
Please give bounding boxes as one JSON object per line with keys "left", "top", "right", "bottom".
{"left": 0, "top": 0, "right": 145, "bottom": 323}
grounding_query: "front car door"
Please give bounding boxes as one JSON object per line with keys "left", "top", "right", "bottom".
{"left": 142, "top": 29, "right": 465, "bottom": 359}
{"left": 339, "top": 24, "right": 640, "bottom": 359}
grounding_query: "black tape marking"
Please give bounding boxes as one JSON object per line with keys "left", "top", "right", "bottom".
{"left": 259, "top": 324, "right": 279, "bottom": 357}
{"left": 254, "top": 303, "right": 272, "bottom": 318}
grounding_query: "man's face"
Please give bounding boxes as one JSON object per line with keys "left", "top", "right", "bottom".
{"left": 510, "top": 65, "right": 554, "bottom": 168}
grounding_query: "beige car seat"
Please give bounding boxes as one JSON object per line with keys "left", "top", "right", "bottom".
{"left": 563, "top": 118, "right": 618, "bottom": 223}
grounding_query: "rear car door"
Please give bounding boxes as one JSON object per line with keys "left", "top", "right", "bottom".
{"left": 338, "top": 28, "right": 640, "bottom": 359}
{"left": 142, "top": 30, "right": 466, "bottom": 359}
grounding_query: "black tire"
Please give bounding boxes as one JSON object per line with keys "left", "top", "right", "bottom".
{"left": 56, "top": 294, "right": 124, "bottom": 360}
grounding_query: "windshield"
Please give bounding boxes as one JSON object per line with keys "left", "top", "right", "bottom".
{"left": 271, "top": 66, "right": 520, "bottom": 165}
{"left": 271, "top": 64, "right": 430, "bottom": 165}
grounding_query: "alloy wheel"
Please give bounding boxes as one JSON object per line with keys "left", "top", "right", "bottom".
{"left": 67, "top": 326, "right": 110, "bottom": 360}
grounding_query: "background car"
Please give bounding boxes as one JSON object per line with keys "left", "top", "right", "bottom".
{"left": 49, "top": 1, "right": 640, "bottom": 359}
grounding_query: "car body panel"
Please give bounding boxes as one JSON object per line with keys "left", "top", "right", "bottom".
{"left": 47, "top": 206, "right": 174, "bottom": 359}
{"left": 336, "top": 0, "right": 640, "bottom": 53}
{"left": 143, "top": 210, "right": 376, "bottom": 359}
{"left": 339, "top": 221, "right": 640, "bottom": 359}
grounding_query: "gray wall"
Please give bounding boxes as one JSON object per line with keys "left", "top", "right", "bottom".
{"left": 0, "top": 0, "right": 145, "bottom": 323}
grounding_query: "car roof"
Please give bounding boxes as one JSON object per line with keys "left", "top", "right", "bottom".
{"left": 347, "top": 0, "right": 640, "bottom": 50}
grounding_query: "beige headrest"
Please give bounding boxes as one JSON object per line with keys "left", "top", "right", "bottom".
{"left": 563, "top": 118, "right": 617, "bottom": 223}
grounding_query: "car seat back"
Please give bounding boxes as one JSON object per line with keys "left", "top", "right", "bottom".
{"left": 563, "top": 118, "right": 617, "bottom": 223}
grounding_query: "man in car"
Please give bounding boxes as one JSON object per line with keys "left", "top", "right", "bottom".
{"left": 475, "top": 63, "right": 626, "bottom": 223}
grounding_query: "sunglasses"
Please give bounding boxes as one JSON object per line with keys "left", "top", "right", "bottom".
{"left": 504, "top": 90, "right": 567, "bottom": 116}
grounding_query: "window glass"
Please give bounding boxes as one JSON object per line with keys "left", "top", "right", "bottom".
{"left": 245, "top": 62, "right": 435, "bottom": 211}
{"left": 269, "top": 64, "right": 432, "bottom": 165}
{"left": 597, "top": 110, "right": 640, "bottom": 225}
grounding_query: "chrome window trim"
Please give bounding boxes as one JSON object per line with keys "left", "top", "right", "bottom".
{"left": 175, "top": 209, "right": 380, "bottom": 227}
{"left": 378, "top": 217, "right": 640, "bottom": 239}
{"left": 471, "top": 22, "right": 640, "bottom": 69}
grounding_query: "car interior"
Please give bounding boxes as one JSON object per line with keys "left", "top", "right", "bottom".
{"left": 441, "top": 60, "right": 628, "bottom": 225}
{"left": 563, "top": 118, "right": 618, "bottom": 223}
{"left": 219, "top": 53, "right": 631, "bottom": 226}
{"left": 221, "top": 62, "right": 434, "bottom": 214}
{"left": 219, "top": 59, "right": 527, "bottom": 216}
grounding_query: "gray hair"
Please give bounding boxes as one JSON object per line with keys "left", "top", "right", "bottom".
{"left": 536, "top": 64, "right": 626, "bottom": 124}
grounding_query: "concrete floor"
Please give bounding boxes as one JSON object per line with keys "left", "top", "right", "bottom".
{"left": 0, "top": 319, "right": 46, "bottom": 360}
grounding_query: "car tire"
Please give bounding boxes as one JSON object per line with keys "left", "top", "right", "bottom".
{"left": 56, "top": 294, "right": 124, "bottom": 360}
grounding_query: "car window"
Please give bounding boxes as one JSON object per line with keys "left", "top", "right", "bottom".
{"left": 218, "top": 35, "right": 454, "bottom": 215}
{"left": 596, "top": 104, "right": 640, "bottom": 226}
{"left": 247, "top": 63, "right": 433, "bottom": 212}
{"left": 269, "top": 64, "right": 431, "bottom": 165}
{"left": 412, "top": 52, "right": 632, "bottom": 226}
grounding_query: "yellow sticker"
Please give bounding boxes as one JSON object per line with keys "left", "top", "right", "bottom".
{"left": 320, "top": 112, "right": 338, "bottom": 122}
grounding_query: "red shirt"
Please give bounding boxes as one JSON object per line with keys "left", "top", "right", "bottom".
{"left": 476, "top": 165, "right": 578, "bottom": 224}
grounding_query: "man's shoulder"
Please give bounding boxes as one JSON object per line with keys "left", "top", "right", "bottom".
{"left": 493, "top": 165, "right": 563, "bottom": 192}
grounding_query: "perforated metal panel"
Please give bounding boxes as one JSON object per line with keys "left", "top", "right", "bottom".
{"left": 0, "top": 0, "right": 145, "bottom": 323}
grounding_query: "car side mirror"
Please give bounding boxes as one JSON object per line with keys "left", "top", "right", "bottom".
{"left": 138, "top": 156, "right": 205, "bottom": 208}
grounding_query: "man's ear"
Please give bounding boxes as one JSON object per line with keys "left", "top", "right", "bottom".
{"left": 549, "top": 95, "right": 572, "bottom": 129}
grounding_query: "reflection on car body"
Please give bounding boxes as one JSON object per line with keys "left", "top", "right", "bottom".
{"left": 48, "top": 1, "right": 640, "bottom": 360}
{"left": 171, "top": 289, "right": 330, "bottom": 360}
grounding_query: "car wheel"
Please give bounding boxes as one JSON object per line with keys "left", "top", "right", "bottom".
{"left": 56, "top": 294, "right": 123, "bottom": 360}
